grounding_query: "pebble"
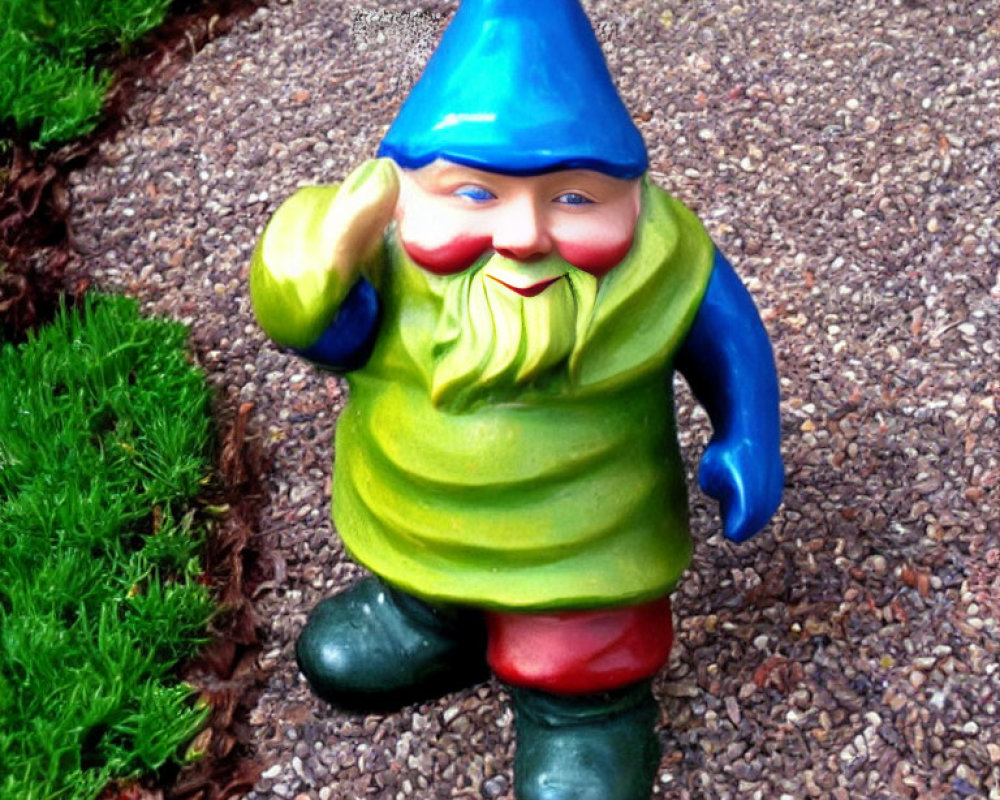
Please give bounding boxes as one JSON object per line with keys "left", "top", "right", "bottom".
{"left": 482, "top": 776, "right": 509, "bottom": 798}
{"left": 725, "top": 695, "right": 741, "bottom": 726}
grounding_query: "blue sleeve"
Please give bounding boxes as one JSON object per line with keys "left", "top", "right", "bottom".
{"left": 295, "top": 278, "right": 381, "bottom": 372}
{"left": 675, "top": 250, "right": 784, "bottom": 542}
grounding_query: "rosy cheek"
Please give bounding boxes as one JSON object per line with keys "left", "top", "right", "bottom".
{"left": 556, "top": 234, "right": 636, "bottom": 277}
{"left": 401, "top": 234, "right": 492, "bottom": 275}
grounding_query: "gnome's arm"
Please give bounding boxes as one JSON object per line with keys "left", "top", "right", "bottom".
{"left": 250, "top": 160, "right": 397, "bottom": 371}
{"left": 292, "top": 278, "right": 381, "bottom": 371}
{"left": 675, "top": 251, "right": 784, "bottom": 542}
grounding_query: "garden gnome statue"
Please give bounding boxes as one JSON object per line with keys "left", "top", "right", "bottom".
{"left": 250, "top": 1, "right": 783, "bottom": 798}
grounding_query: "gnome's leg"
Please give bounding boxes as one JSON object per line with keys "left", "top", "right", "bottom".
{"left": 296, "top": 576, "right": 488, "bottom": 710}
{"left": 509, "top": 682, "right": 660, "bottom": 800}
{"left": 486, "top": 599, "right": 673, "bottom": 800}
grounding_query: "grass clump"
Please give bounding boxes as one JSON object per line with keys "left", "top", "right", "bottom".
{"left": 0, "top": 295, "right": 217, "bottom": 800}
{"left": 0, "top": 0, "right": 173, "bottom": 147}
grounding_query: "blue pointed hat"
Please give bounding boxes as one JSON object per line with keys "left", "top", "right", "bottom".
{"left": 377, "top": 0, "right": 648, "bottom": 178}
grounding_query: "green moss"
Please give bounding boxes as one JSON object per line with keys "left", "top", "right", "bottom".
{"left": 0, "top": 296, "right": 216, "bottom": 800}
{"left": 0, "top": 0, "right": 173, "bottom": 147}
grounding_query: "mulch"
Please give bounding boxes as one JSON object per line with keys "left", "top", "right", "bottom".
{"left": 0, "top": 0, "right": 270, "bottom": 340}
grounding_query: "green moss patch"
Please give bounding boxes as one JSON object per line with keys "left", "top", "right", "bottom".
{"left": 0, "top": 295, "right": 216, "bottom": 800}
{"left": 0, "top": 0, "right": 173, "bottom": 147}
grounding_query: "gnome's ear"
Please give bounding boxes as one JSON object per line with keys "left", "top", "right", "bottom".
{"left": 378, "top": 0, "right": 648, "bottom": 179}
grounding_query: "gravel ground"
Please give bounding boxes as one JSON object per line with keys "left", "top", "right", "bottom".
{"left": 67, "top": 0, "right": 999, "bottom": 798}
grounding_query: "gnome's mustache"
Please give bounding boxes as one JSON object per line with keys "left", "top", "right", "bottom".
{"left": 480, "top": 253, "right": 571, "bottom": 297}
{"left": 403, "top": 235, "right": 569, "bottom": 284}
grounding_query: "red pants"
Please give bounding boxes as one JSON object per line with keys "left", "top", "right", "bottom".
{"left": 485, "top": 596, "right": 674, "bottom": 695}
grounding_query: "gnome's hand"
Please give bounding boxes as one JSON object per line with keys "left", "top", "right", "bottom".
{"left": 698, "top": 434, "right": 783, "bottom": 544}
{"left": 324, "top": 158, "right": 400, "bottom": 280}
{"left": 249, "top": 158, "right": 398, "bottom": 349}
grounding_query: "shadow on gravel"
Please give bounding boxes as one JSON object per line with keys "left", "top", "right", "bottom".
{"left": 1, "top": 2, "right": 274, "bottom": 799}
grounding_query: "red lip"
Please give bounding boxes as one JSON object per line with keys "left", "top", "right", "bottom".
{"left": 487, "top": 274, "right": 564, "bottom": 297}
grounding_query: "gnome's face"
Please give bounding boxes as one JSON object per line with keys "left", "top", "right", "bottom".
{"left": 394, "top": 159, "right": 641, "bottom": 284}
{"left": 392, "top": 159, "right": 642, "bottom": 408}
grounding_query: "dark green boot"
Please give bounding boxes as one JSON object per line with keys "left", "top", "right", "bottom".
{"left": 296, "top": 576, "right": 488, "bottom": 709}
{"left": 511, "top": 681, "right": 661, "bottom": 800}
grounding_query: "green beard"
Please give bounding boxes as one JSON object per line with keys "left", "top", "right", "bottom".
{"left": 429, "top": 254, "right": 598, "bottom": 410}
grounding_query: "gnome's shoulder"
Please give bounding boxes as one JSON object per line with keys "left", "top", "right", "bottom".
{"left": 641, "top": 182, "right": 713, "bottom": 246}
{"left": 635, "top": 180, "right": 715, "bottom": 284}
{"left": 567, "top": 181, "right": 715, "bottom": 393}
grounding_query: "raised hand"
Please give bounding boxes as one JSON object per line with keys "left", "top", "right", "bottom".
{"left": 250, "top": 158, "right": 399, "bottom": 348}
{"left": 323, "top": 158, "right": 400, "bottom": 281}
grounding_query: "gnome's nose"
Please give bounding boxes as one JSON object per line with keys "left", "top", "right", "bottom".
{"left": 493, "top": 200, "right": 553, "bottom": 262}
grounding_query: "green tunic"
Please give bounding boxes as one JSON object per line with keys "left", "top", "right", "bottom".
{"left": 251, "top": 181, "right": 714, "bottom": 611}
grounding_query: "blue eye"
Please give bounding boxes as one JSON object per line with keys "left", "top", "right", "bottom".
{"left": 555, "top": 192, "right": 593, "bottom": 206}
{"left": 453, "top": 185, "right": 496, "bottom": 202}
